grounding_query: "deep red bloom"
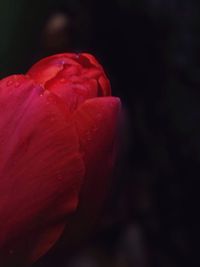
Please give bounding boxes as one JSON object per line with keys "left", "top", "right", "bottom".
{"left": 0, "top": 53, "right": 121, "bottom": 266}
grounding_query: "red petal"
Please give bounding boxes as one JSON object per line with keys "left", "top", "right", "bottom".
{"left": 62, "top": 97, "right": 121, "bottom": 246}
{"left": 43, "top": 73, "right": 98, "bottom": 112}
{"left": 0, "top": 75, "right": 85, "bottom": 265}
{"left": 80, "top": 53, "right": 111, "bottom": 96}
{"left": 27, "top": 53, "right": 80, "bottom": 86}
{"left": 27, "top": 53, "right": 111, "bottom": 110}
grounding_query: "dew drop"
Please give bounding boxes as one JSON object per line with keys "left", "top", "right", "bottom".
{"left": 14, "top": 81, "right": 20, "bottom": 88}
{"left": 86, "top": 131, "right": 92, "bottom": 142}
{"left": 7, "top": 80, "right": 14, "bottom": 86}
{"left": 92, "top": 127, "right": 98, "bottom": 133}
{"left": 50, "top": 117, "right": 56, "bottom": 122}
{"left": 60, "top": 78, "right": 66, "bottom": 83}
{"left": 96, "top": 113, "right": 102, "bottom": 120}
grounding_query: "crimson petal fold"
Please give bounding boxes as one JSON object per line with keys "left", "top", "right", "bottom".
{"left": 61, "top": 97, "right": 121, "bottom": 246}
{"left": 0, "top": 75, "right": 85, "bottom": 266}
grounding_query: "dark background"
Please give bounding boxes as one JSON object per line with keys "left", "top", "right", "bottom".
{"left": 1, "top": 1, "right": 200, "bottom": 266}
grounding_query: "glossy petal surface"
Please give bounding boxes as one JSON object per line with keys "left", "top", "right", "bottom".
{"left": 28, "top": 53, "right": 111, "bottom": 111}
{"left": 0, "top": 75, "right": 85, "bottom": 266}
{"left": 61, "top": 97, "right": 121, "bottom": 245}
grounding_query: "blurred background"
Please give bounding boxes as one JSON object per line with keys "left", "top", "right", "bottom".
{"left": 1, "top": 0, "right": 200, "bottom": 266}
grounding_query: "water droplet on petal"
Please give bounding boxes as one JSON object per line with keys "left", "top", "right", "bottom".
{"left": 92, "top": 127, "right": 98, "bottom": 133}
{"left": 86, "top": 131, "right": 92, "bottom": 142}
{"left": 96, "top": 113, "right": 102, "bottom": 120}
{"left": 7, "top": 80, "right": 14, "bottom": 86}
{"left": 60, "top": 78, "right": 66, "bottom": 83}
{"left": 50, "top": 116, "right": 56, "bottom": 122}
{"left": 15, "top": 81, "right": 20, "bottom": 87}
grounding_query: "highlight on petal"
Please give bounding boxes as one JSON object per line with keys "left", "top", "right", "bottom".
{"left": 27, "top": 53, "right": 111, "bottom": 111}
{"left": 27, "top": 53, "right": 80, "bottom": 86}
{"left": 0, "top": 75, "right": 85, "bottom": 266}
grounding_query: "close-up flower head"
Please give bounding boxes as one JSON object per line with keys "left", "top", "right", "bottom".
{"left": 0, "top": 53, "right": 121, "bottom": 266}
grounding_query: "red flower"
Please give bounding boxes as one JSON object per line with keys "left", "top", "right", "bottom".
{"left": 0, "top": 53, "right": 121, "bottom": 266}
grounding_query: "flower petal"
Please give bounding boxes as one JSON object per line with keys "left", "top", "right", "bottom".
{"left": 27, "top": 53, "right": 111, "bottom": 111}
{"left": 0, "top": 75, "right": 85, "bottom": 265}
{"left": 61, "top": 97, "right": 121, "bottom": 246}
{"left": 27, "top": 53, "right": 80, "bottom": 86}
